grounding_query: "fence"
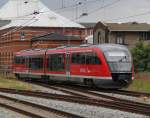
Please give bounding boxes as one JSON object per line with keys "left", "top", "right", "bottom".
{"left": 0, "top": 65, "right": 14, "bottom": 78}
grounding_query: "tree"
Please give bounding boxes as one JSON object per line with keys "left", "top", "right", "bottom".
{"left": 131, "top": 41, "right": 150, "bottom": 72}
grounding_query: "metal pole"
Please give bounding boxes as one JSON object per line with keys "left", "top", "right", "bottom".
{"left": 76, "top": 4, "right": 78, "bottom": 20}
{"left": 62, "top": 0, "right": 64, "bottom": 8}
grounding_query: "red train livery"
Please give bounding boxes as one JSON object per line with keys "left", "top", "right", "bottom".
{"left": 13, "top": 44, "right": 134, "bottom": 89}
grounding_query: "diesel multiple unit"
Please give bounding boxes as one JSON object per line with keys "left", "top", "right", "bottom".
{"left": 13, "top": 44, "right": 134, "bottom": 89}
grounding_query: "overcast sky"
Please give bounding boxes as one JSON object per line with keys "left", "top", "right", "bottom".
{"left": 1, "top": 0, "right": 150, "bottom": 23}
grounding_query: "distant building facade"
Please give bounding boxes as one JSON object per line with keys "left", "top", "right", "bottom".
{"left": 94, "top": 22, "right": 150, "bottom": 47}
{"left": 80, "top": 23, "right": 96, "bottom": 44}
{"left": 0, "top": 27, "right": 85, "bottom": 70}
{"left": 31, "top": 33, "right": 84, "bottom": 48}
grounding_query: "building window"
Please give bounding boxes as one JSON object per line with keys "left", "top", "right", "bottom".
{"left": 116, "top": 33, "right": 124, "bottom": 44}
{"left": 47, "top": 54, "right": 65, "bottom": 72}
{"left": 90, "top": 29, "right": 93, "bottom": 35}
{"left": 55, "top": 29, "right": 63, "bottom": 34}
{"left": 98, "top": 32, "right": 101, "bottom": 44}
{"left": 72, "top": 52, "right": 101, "bottom": 65}
{"left": 20, "top": 32, "right": 25, "bottom": 41}
{"left": 97, "top": 31, "right": 105, "bottom": 44}
{"left": 139, "top": 32, "right": 150, "bottom": 41}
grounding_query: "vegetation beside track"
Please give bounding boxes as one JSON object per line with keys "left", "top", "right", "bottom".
{"left": 0, "top": 72, "right": 149, "bottom": 93}
{"left": 127, "top": 72, "right": 150, "bottom": 93}
{"left": 0, "top": 74, "right": 31, "bottom": 90}
{"left": 131, "top": 41, "right": 150, "bottom": 72}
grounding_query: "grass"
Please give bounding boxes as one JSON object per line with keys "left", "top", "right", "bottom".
{"left": 0, "top": 74, "right": 32, "bottom": 90}
{"left": 0, "top": 72, "right": 149, "bottom": 92}
{"left": 127, "top": 72, "right": 150, "bottom": 93}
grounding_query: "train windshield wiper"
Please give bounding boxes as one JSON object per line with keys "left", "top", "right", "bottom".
{"left": 118, "top": 56, "right": 127, "bottom": 62}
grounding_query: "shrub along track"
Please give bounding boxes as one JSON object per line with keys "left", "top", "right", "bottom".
{"left": 0, "top": 86, "right": 150, "bottom": 116}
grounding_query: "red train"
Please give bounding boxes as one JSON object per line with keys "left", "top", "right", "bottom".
{"left": 13, "top": 44, "right": 134, "bottom": 89}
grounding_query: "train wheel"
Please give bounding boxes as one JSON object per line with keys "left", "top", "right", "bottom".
{"left": 84, "top": 79, "right": 94, "bottom": 88}
{"left": 15, "top": 74, "right": 21, "bottom": 80}
{"left": 45, "top": 78, "right": 51, "bottom": 84}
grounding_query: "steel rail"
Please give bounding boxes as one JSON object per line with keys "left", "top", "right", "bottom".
{"left": 0, "top": 94, "right": 84, "bottom": 118}
{"left": 110, "top": 89, "right": 150, "bottom": 97}
{"left": 0, "top": 87, "right": 149, "bottom": 116}
{"left": 33, "top": 83, "right": 150, "bottom": 116}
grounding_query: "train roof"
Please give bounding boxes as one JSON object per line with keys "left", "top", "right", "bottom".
{"left": 15, "top": 48, "right": 46, "bottom": 56}
{"left": 16, "top": 44, "right": 129, "bottom": 56}
{"left": 96, "top": 44, "right": 129, "bottom": 52}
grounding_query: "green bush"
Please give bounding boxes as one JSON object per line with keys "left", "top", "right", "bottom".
{"left": 131, "top": 41, "right": 150, "bottom": 72}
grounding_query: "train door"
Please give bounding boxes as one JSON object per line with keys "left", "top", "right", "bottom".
{"left": 70, "top": 52, "right": 88, "bottom": 80}
{"left": 70, "top": 51, "right": 102, "bottom": 79}
{"left": 25, "top": 56, "right": 29, "bottom": 73}
{"left": 85, "top": 51, "right": 102, "bottom": 77}
{"left": 66, "top": 52, "right": 70, "bottom": 80}
{"left": 28, "top": 55, "right": 44, "bottom": 79}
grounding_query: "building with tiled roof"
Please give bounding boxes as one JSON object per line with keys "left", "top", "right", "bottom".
{"left": 31, "top": 33, "right": 83, "bottom": 48}
{"left": 106, "top": 22, "right": 150, "bottom": 31}
{"left": 94, "top": 21, "right": 150, "bottom": 47}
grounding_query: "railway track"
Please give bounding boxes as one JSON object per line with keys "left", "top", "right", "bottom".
{"left": 30, "top": 82, "right": 88, "bottom": 97}
{"left": 31, "top": 81, "right": 150, "bottom": 98}
{"left": 0, "top": 86, "right": 149, "bottom": 116}
{"left": 100, "top": 89, "right": 150, "bottom": 97}
{"left": 31, "top": 82, "right": 150, "bottom": 115}
{"left": 32, "top": 81, "right": 150, "bottom": 99}
{"left": 0, "top": 93, "right": 83, "bottom": 118}
{"left": 46, "top": 83, "right": 150, "bottom": 97}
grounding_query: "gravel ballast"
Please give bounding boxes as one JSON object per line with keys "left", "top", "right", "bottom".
{"left": 91, "top": 91, "right": 150, "bottom": 104}
{"left": 0, "top": 107, "right": 28, "bottom": 118}
{"left": 0, "top": 92, "right": 148, "bottom": 118}
{"left": 30, "top": 84, "right": 69, "bottom": 95}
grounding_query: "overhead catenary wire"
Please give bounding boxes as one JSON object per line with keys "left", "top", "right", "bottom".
{"left": 54, "top": 0, "right": 150, "bottom": 23}
{"left": 0, "top": 9, "right": 42, "bottom": 37}
{"left": 0, "top": 0, "right": 44, "bottom": 37}
{"left": 1, "top": 16, "right": 38, "bottom": 37}
{"left": 0, "top": 11, "right": 77, "bottom": 46}
{"left": 0, "top": 0, "right": 121, "bottom": 37}
{"left": 0, "top": 11, "right": 40, "bottom": 20}
{"left": 84, "top": 0, "right": 114, "bottom": 12}
{"left": 0, "top": 0, "right": 118, "bottom": 37}
{"left": 55, "top": 1, "right": 82, "bottom": 13}
{"left": 105, "top": 11, "right": 150, "bottom": 22}
{"left": 55, "top": 0, "right": 103, "bottom": 12}
{"left": 0, "top": 1, "right": 80, "bottom": 69}
{"left": 74, "top": 0, "right": 121, "bottom": 20}
{"left": 0, "top": 18, "right": 39, "bottom": 44}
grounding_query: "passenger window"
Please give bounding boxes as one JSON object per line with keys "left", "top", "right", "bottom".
{"left": 72, "top": 53, "right": 86, "bottom": 64}
{"left": 72, "top": 52, "right": 101, "bottom": 65}
{"left": 47, "top": 54, "right": 65, "bottom": 72}
{"left": 29, "top": 57, "right": 43, "bottom": 70}
{"left": 14, "top": 56, "right": 25, "bottom": 64}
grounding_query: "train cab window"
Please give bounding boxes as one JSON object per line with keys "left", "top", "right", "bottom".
{"left": 47, "top": 54, "right": 65, "bottom": 72}
{"left": 29, "top": 57, "right": 43, "bottom": 70}
{"left": 72, "top": 52, "right": 101, "bottom": 65}
{"left": 86, "top": 52, "right": 101, "bottom": 64}
{"left": 14, "top": 56, "right": 25, "bottom": 64}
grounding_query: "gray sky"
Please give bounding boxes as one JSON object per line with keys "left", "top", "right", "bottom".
{"left": 1, "top": 0, "right": 150, "bottom": 23}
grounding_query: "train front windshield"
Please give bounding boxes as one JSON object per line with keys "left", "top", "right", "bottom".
{"left": 104, "top": 50, "right": 132, "bottom": 73}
